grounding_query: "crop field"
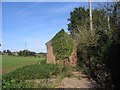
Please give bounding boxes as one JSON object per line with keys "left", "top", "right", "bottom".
{"left": 1, "top": 55, "right": 42, "bottom": 74}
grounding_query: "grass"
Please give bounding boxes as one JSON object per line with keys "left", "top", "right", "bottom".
{"left": 3, "top": 63, "right": 59, "bottom": 80}
{"left": 1, "top": 55, "right": 70, "bottom": 88}
{"left": 2, "top": 55, "right": 42, "bottom": 74}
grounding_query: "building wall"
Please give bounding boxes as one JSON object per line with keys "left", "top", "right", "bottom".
{"left": 46, "top": 41, "right": 77, "bottom": 66}
{"left": 46, "top": 41, "right": 56, "bottom": 64}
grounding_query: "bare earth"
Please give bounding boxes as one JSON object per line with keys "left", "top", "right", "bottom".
{"left": 26, "top": 71, "right": 97, "bottom": 88}
{"left": 58, "top": 72, "right": 96, "bottom": 88}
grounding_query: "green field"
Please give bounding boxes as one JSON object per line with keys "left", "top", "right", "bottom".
{"left": 2, "top": 55, "right": 42, "bottom": 74}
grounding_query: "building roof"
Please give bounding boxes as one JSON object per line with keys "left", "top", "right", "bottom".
{"left": 45, "top": 40, "right": 51, "bottom": 46}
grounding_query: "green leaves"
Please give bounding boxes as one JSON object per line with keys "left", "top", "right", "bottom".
{"left": 68, "top": 4, "right": 119, "bottom": 88}
{"left": 2, "top": 61, "right": 70, "bottom": 88}
{"left": 68, "top": 7, "right": 89, "bottom": 37}
{"left": 3, "top": 62, "right": 59, "bottom": 80}
{"left": 52, "top": 29, "right": 73, "bottom": 60}
{"left": 2, "top": 62, "right": 60, "bottom": 88}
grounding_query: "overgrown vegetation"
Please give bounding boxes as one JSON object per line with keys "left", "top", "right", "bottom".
{"left": 52, "top": 29, "right": 73, "bottom": 60}
{"left": 68, "top": 2, "right": 120, "bottom": 89}
{"left": 2, "top": 2, "right": 120, "bottom": 89}
{"left": 51, "top": 29, "right": 73, "bottom": 73}
{"left": 2, "top": 59, "right": 70, "bottom": 88}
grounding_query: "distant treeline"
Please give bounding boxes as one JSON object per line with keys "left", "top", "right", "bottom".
{"left": 18, "top": 50, "right": 36, "bottom": 56}
{"left": 1, "top": 49, "right": 46, "bottom": 58}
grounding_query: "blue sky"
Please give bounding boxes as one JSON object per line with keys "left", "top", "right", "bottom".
{"left": 118, "top": 8, "right": 120, "bottom": 16}
{"left": 2, "top": 2, "right": 105, "bottom": 53}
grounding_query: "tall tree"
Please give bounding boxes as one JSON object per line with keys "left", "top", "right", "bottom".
{"left": 68, "top": 7, "right": 89, "bottom": 38}
{"left": 67, "top": 2, "right": 118, "bottom": 88}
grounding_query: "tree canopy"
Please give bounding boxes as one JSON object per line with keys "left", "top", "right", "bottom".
{"left": 67, "top": 2, "right": 120, "bottom": 89}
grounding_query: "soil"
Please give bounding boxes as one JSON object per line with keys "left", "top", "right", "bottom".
{"left": 58, "top": 71, "right": 96, "bottom": 88}
{"left": 26, "top": 71, "right": 97, "bottom": 88}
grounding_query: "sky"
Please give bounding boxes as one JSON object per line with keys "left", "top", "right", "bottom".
{"left": 118, "top": 6, "right": 120, "bottom": 16}
{"left": 2, "top": 0, "right": 117, "bottom": 2}
{"left": 2, "top": 2, "right": 108, "bottom": 53}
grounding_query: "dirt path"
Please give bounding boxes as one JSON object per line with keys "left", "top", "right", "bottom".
{"left": 58, "top": 71, "right": 96, "bottom": 88}
{"left": 26, "top": 71, "right": 97, "bottom": 88}
{"left": 59, "top": 78, "right": 95, "bottom": 88}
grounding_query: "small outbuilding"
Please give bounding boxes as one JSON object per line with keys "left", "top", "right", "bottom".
{"left": 46, "top": 30, "right": 77, "bottom": 66}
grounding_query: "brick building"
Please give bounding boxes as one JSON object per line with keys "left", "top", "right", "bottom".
{"left": 46, "top": 40, "right": 77, "bottom": 66}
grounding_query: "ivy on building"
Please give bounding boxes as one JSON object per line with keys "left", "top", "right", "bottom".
{"left": 52, "top": 29, "right": 73, "bottom": 60}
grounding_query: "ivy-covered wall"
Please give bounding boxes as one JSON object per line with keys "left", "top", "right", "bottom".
{"left": 52, "top": 29, "right": 73, "bottom": 60}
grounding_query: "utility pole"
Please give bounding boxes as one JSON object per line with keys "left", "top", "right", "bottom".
{"left": 89, "top": 0, "right": 93, "bottom": 31}
{"left": 107, "top": 1, "right": 110, "bottom": 30}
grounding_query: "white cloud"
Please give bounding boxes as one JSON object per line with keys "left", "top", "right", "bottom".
{"left": 16, "top": 2, "right": 82, "bottom": 17}
{"left": 16, "top": 3, "right": 39, "bottom": 15}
